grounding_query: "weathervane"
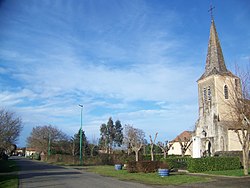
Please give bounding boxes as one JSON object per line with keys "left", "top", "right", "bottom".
{"left": 208, "top": 4, "right": 215, "bottom": 20}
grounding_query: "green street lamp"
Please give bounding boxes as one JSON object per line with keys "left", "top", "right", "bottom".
{"left": 79, "top": 104, "right": 83, "bottom": 165}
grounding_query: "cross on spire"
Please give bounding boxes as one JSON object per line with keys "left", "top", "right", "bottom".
{"left": 208, "top": 4, "right": 215, "bottom": 20}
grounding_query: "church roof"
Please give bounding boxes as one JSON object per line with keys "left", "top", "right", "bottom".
{"left": 198, "top": 19, "right": 236, "bottom": 81}
{"left": 172, "top": 131, "right": 193, "bottom": 142}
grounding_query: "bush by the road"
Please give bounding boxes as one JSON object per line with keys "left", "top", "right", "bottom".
{"left": 161, "top": 157, "right": 189, "bottom": 170}
{"left": 127, "top": 161, "right": 168, "bottom": 173}
{"left": 187, "top": 157, "right": 241, "bottom": 173}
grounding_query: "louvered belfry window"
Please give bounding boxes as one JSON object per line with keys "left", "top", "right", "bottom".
{"left": 224, "top": 85, "right": 229, "bottom": 99}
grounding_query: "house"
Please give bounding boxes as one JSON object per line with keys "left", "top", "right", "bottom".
{"left": 168, "top": 131, "right": 193, "bottom": 156}
{"left": 15, "top": 148, "right": 25, "bottom": 156}
{"left": 25, "top": 148, "right": 37, "bottom": 157}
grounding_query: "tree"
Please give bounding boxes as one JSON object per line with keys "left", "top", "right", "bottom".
{"left": 72, "top": 129, "right": 89, "bottom": 157}
{"left": 157, "top": 140, "right": 173, "bottom": 159}
{"left": 178, "top": 136, "right": 193, "bottom": 157}
{"left": 99, "top": 117, "right": 123, "bottom": 154}
{"left": 149, "top": 132, "right": 158, "bottom": 161}
{"left": 114, "top": 120, "right": 123, "bottom": 147}
{"left": 26, "top": 125, "right": 69, "bottom": 154}
{"left": 89, "top": 135, "right": 98, "bottom": 157}
{"left": 123, "top": 124, "right": 145, "bottom": 162}
{"left": 99, "top": 118, "right": 114, "bottom": 154}
{"left": 70, "top": 136, "right": 76, "bottom": 156}
{"left": 225, "top": 66, "right": 250, "bottom": 175}
{"left": 0, "top": 109, "right": 23, "bottom": 153}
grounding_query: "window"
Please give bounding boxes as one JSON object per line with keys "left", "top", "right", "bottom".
{"left": 235, "top": 79, "right": 238, "bottom": 88}
{"left": 203, "top": 87, "right": 207, "bottom": 101}
{"left": 235, "top": 79, "right": 240, "bottom": 92}
{"left": 208, "top": 86, "right": 211, "bottom": 100}
{"left": 224, "top": 85, "right": 229, "bottom": 99}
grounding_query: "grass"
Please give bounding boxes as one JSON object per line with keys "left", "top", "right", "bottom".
{"left": 202, "top": 169, "right": 250, "bottom": 177}
{"left": 0, "top": 160, "right": 19, "bottom": 188}
{"left": 86, "top": 165, "right": 211, "bottom": 185}
{"left": 0, "top": 175, "right": 18, "bottom": 188}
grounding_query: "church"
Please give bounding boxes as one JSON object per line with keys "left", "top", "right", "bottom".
{"left": 192, "top": 16, "right": 243, "bottom": 158}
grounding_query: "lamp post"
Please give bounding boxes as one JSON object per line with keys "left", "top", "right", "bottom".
{"left": 79, "top": 104, "right": 83, "bottom": 165}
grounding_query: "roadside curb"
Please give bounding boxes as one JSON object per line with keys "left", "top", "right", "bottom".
{"left": 187, "top": 172, "right": 250, "bottom": 179}
{"left": 0, "top": 171, "right": 18, "bottom": 176}
{"left": 175, "top": 169, "right": 250, "bottom": 179}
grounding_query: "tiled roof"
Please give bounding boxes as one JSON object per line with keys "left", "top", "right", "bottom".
{"left": 172, "top": 131, "right": 193, "bottom": 142}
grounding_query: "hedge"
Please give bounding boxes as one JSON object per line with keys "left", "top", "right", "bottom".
{"left": 161, "top": 157, "right": 189, "bottom": 169}
{"left": 187, "top": 157, "right": 241, "bottom": 173}
{"left": 142, "top": 154, "right": 164, "bottom": 161}
{"left": 127, "top": 161, "right": 168, "bottom": 173}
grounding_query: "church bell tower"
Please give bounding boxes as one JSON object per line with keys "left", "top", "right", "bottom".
{"left": 192, "top": 14, "right": 241, "bottom": 157}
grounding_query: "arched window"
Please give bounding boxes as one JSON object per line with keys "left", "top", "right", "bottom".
{"left": 203, "top": 87, "right": 207, "bottom": 101}
{"left": 224, "top": 85, "right": 229, "bottom": 99}
{"left": 235, "top": 79, "right": 238, "bottom": 89}
{"left": 208, "top": 86, "right": 211, "bottom": 101}
{"left": 235, "top": 78, "right": 240, "bottom": 92}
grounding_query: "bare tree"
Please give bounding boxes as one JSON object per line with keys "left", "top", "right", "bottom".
{"left": 149, "top": 132, "right": 158, "bottom": 161}
{"left": 0, "top": 109, "right": 23, "bottom": 152}
{"left": 178, "top": 136, "right": 193, "bottom": 157}
{"left": 26, "top": 125, "right": 69, "bottom": 154}
{"left": 157, "top": 140, "right": 173, "bottom": 159}
{"left": 70, "top": 136, "right": 76, "bottom": 156}
{"left": 225, "top": 65, "right": 250, "bottom": 175}
{"left": 123, "top": 125, "right": 145, "bottom": 162}
{"left": 89, "top": 135, "right": 98, "bottom": 157}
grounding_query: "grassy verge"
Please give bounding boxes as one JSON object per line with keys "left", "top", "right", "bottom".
{"left": 86, "top": 165, "right": 211, "bottom": 185}
{"left": 0, "top": 160, "right": 19, "bottom": 188}
{"left": 202, "top": 169, "right": 250, "bottom": 177}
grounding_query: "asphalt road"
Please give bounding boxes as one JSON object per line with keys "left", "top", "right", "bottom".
{"left": 14, "top": 157, "right": 250, "bottom": 188}
{"left": 15, "top": 157, "right": 153, "bottom": 188}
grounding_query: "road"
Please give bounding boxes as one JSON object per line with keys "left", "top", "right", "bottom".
{"left": 15, "top": 157, "right": 154, "bottom": 188}
{"left": 14, "top": 157, "right": 250, "bottom": 188}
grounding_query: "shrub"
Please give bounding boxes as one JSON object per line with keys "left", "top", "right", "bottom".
{"left": 99, "top": 154, "right": 113, "bottom": 165}
{"left": 33, "top": 153, "right": 41, "bottom": 160}
{"left": 127, "top": 161, "right": 168, "bottom": 173}
{"left": 127, "top": 161, "right": 137, "bottom": 173}
{"left": 142, "top": 154, "right": 163, "bottom": 161}
{"left": 214, "top": 151, "right": 242, "bottom": 157}
{"left": 112, "top": 153, "right": 134, "bottom": 164}
{"left": 136, "top": 161, "right": 161, "bottom": 173}
{"left": 0, "top": 149, "right": 8, "bottom": 160}
{"left": 97, "top": 153, "right": 135, "bottom": 165}
{"left": 187, "top": 157, "right": 241, "bottom": 173}
{"left": 161, "top": 157, "right": 189, "bottom": 170}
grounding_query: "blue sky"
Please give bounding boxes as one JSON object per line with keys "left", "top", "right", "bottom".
{"left": 0, "top": 0, "right": 249, "bottom": 147}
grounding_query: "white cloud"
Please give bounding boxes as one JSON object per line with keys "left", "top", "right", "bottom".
{"left": 0, "top": 89, "right": 37, "bottom": 106}
{"left": 12, "top": 59, "right": 198, "bottom": 103}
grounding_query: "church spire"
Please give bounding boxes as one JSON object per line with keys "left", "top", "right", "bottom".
{"left": 205, "top": 19, "right": 227, "bottom": 73}
{"left": 199, "top": 17, "right": 234, "bottom": 80}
